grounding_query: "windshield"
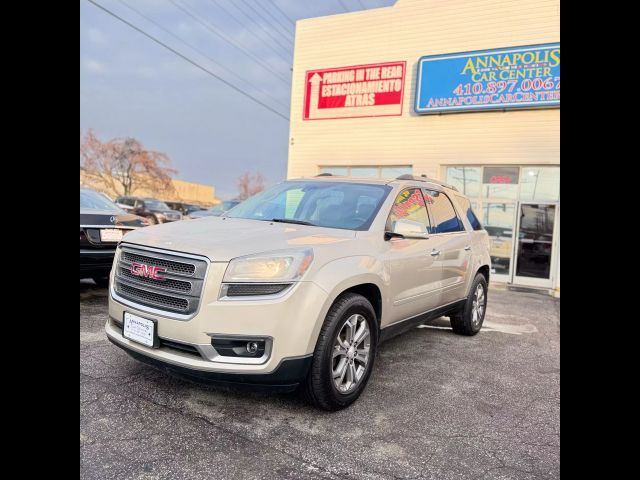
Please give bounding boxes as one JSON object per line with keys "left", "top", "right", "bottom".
{"left": 144, "top": 199, "right": 170, "bottom": 210}
{"left": 80, "top": 189, "right": 123, "bottom": 212}
{"left": 225, "top": 181, "right": 391, "bottom": 230}
{"left": 211, "top": 201, "right": 240, "bottom": 212}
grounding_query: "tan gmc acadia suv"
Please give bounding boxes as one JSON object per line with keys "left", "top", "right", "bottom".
{"left": 106, "top": 174, "right": 491, "bottom": 410}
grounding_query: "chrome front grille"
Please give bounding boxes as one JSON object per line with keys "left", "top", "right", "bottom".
{"left": 119, "top": 267, "right": 192, "bottom": 293}
{"left": 114, "top": 245, "right": 208, "bottom": 317}
{"left": 121, "top": 251, "right": 195, "bottom": 276}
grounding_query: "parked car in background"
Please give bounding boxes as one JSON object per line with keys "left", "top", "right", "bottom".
{"left": 188, "top": 200, "right": 241, "bottom": 219}
{"left": 81, "top": 188, "right": 148, "bottom": 286}
{"left": 115, "top": 196, "right": 182, "bottom": 224}
{"left": 165, "top": 201, "right": 206, "bottom": 217}
{"left": 106, "top": 175, "right": 491, "bottom": 410}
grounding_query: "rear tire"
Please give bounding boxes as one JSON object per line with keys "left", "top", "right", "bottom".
{"left": 302, "top": 293, "right": 378, "bottom": 411}
{"left": 450, "top": 273, "right": 488, "bottom": 336}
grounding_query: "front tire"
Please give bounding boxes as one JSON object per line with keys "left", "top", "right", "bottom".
{"left": 450, "top": 273, "right": 488, "bottom": 336}
{"left": 303, "top": 293, "right": 378, "bottom": 411}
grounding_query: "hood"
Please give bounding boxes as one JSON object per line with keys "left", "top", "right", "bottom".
{"left": 121, "top": 216, "right": 356, "bottom": 261}
{"left": 189, "top": 210, "right": 218, "bottom": 218}
{"left": 80, "top": 209, "right": 146, "bottom": 227}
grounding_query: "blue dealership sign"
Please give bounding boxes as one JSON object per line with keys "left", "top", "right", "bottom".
{"left": 415, "top": 43, "right": 560, "bottom": 114}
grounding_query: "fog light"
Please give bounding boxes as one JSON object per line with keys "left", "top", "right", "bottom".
{"left": 211, "top": 338, "right": 266, "bottom": 358}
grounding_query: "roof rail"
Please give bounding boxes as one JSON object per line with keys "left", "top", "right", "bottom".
{"left": 394, "top": 174, "right": 459, "bottom": 191}
{"left": 315, "top": 173, "right": 333, "bottom": 177}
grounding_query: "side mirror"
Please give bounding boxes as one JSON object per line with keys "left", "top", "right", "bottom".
{"left": 386, "top": 219, "right": 429, "bottom": 240}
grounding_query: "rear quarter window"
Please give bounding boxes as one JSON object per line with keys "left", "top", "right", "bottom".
{"left": 423, "top": 189, "right": 464, "bottom": 234}
{"left": 455, "top": 194, "right": 482, "bottom": 231}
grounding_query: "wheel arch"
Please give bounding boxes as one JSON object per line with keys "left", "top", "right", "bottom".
{"left": 339, "top": 283, "right": 382, "bottom": 330}
{"left": 477, "top": 264, "right": 490, "bottom": 285}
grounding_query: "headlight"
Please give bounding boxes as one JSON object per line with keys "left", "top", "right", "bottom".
{"left": 223, "top": 249, "right": 314, "bottom": 282}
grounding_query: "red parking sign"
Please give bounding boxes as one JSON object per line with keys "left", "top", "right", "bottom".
{"left": 303, "top": 61, "right": 406, "bottom": 120}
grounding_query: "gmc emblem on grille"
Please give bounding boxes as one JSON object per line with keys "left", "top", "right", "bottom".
{"left": 130, "top": 262, "right": 167, "bottom": 280}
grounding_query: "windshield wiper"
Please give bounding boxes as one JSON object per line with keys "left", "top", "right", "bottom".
{"left": 271, "top": 218, "right": 316, "bottom": 226}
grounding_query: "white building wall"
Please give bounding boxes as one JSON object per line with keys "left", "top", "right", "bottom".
{"left": 287, "top": 0, "right": 560, "bottom": 180}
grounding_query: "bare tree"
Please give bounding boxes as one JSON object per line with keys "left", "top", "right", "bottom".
{"left": 80, "top": 130, "right": 176, "bottom": 197}
{"left": 236, "top": 171, "right": 265, "bottom": 200}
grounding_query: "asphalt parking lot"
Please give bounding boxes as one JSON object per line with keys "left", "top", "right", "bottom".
{"left": 80, "top": 281, "right": 559, "bottom": 480}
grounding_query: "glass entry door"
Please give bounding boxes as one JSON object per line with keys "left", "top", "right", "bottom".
{"left": 512, "top": 203, "right": 558, "bottom": 288}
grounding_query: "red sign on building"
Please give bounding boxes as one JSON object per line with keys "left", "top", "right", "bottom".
{"left": 303, "top": 61, "right": 406, "bottom": 120}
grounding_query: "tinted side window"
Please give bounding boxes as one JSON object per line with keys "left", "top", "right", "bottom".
{"left": 423, "top": 189, "right": 464, "bottom": 233}
{"left": 454, "top": 194, "right": 482, "bottom": 231}
{"left": 387, "top": 188, "right": 430, "bottom": 232}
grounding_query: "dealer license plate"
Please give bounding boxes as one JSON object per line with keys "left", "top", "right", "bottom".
{"left": 123, "top": 312, "right": 156, "bottom": 347}
{"left": 100, "top": 228, "right": 124, "bottom": 242}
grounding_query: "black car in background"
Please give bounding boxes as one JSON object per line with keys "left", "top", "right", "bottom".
{"left": 188, "top": 200, "right": 241, "bottom": 219}
{"left": 81, "top": 188, "right": 148, "bottom": 285}
{"left": 165, "top": 201, "right": 206, "bottom": 217}
{"left": 115, "top": 196, "right": 182, "bottom": 224}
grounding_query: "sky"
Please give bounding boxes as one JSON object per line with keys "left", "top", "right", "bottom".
{"left": 80, "top": 0, "right": 396, "bottom": 199}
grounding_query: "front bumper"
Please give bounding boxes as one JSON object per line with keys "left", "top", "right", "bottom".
{"left": 108, "top": 334, "right": 312, "bottom": 391}
{"left": 107, "top": 261, "right": 329, "bottom": 380}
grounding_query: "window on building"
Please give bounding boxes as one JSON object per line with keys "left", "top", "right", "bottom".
{"left": 483, "top": 203, "right": 516, "bottom": 276}
{"left": 350, "top": 167, "right": 379, "bottom": 177}
{"left": 454, "top": 194, "right": 482, "bottom": 230}
{"left": 445, "top": 164, "right": 559, "bottom": 278}
{"left": 446, "top": 167, "right": 481, "bottom": 197}
{"left": 519, "top": 167, "right": 560, "bottom": 201}
{"left": 380, "top": 166, "right": 413, "bottom": 178}
{"left": 319, "top": 165, "right": 412, "bottom": 178}
{"left": 319, "top": 166, "right": 349, "bottom": 176}
{"left": 386, "top": 188, "right": 430, "bottom": 232}
{"left": 424, "top": 189, "right": 464, "bottom": 234}
{"left": 482, "top": 167, "right": 520, "bottom": 200}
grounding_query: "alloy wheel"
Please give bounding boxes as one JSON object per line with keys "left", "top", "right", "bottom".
{"left": 471, "top": 284, "right": 485, "bottom": 327}
{"left": 332, "top": 314, "right": 371, "bottom": 394}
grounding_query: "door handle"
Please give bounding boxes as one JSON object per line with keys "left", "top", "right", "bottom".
{"left": 430, "top": 249, "right": 441, "bottom": 256}
{"left": 464, "top": 245, "right": 472, "bottom": 251}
